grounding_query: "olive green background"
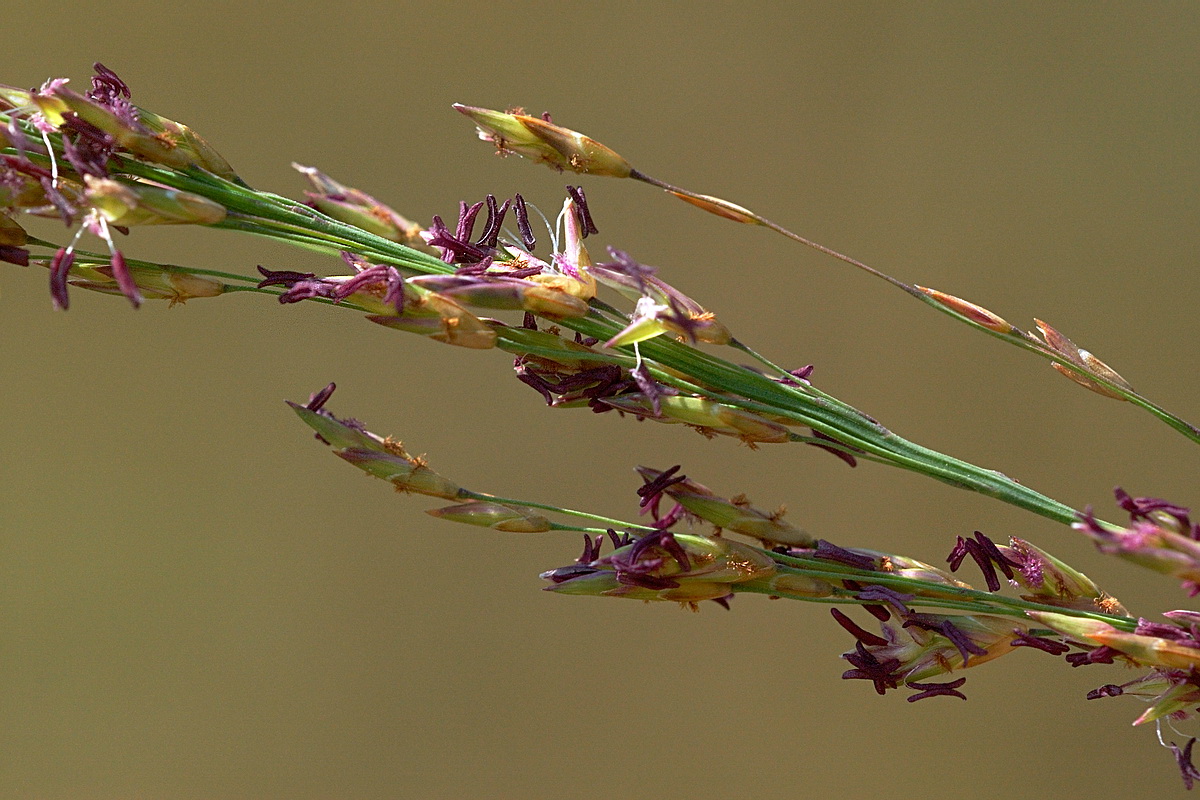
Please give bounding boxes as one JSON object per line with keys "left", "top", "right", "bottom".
{"left": 3, "top": 2, "right": 1198, "bottom": 797}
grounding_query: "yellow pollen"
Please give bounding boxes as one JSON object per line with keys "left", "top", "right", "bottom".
{"left": 382, "top": 437, "right": 409, "bottom": 457}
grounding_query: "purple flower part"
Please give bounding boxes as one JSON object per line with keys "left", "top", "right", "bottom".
{"left": 637, "top": 465, "right": 686, "bottom": 509}
{"left": 900, "top": 611, "right": 941, "bottom": 632}
{"left": 615, "top": 570, "right": 680, "bottom": 590}
{"left": 778, "top": 365, "right": 814, "bottom": 386}
{"left": 842, "top": 580, "right": 889, "bottom": 620}
{"left": 424, "top": 215, "right": 491, "bottom": 264}
{"left": 340, "top": 251, "right": 367, "bottom": 272}
{"left": 608, "top": 529, "right": 633, "bottom": 549}
{"left": 577, "top": 533, "right": 603, "bottom": 564}
{"left": 602, "top": 247, "right": 656, "bottom": 292}
{"left": 711, "top": 594, "right": 733, "bottom": 610}
{"left": 1009, "top": 546, "right": 1045, "bottom": 589}
{"left": 1135, "top": 619, "right": 1200, "bottom": 649}
{"left": 580, "top": 369, "right": 635, "bottom": 399}
{"left": 333, "top": 263, "right": 406, "bottom": 312}
{"left": 660, "top": 294, "right": 705, "bottom": 343}
{"left": 631, "top": 362, "right": 678, "bottom": 417}
{"left": 256, "top": 265, "right": 317, "bottom": 288}
{"left": 807, "top": 430, "right": 859, "bottom": 468}
{"left": 60, "top": 114, "right": 116, "bottom": 178}
{"left": 946, "top": 536, "right": 1001, "bottom": 592}
{"left": 514, "top": 363, "right": 556, "bottom": 405}
{"left": 937, "top": 620, "right": 988, "bottom": 666}
{"left": 854, "top": 586, "right": 914, "bottom": 616}
{"left": 541, "top": 111, "right": 553, "bottom": 123}
{"left": 1114, "top": 486, "right": 1192, "bottom": 530}
{"left": 946, "top": 535, "right": 969, "bottom": 571}
{"left": 565, "top": 185, "right": 599, "bottom": 236}
{"left": 830, "top": 608, "right": 889, "bottom": 647}
{"left": 864, "top": 603, "right": 891, "bottom": 622}
{"left": 0, "top": 245, "right": 29, "bottom": 266}
{"left": 1065, "top": 645, "right": 1119, "bottom": 667}
{"left": 651, "top": 503, "right": 687, "bottom": 530}
{"left": 40, "top": 176, "right": 76, "bottom": 224}
{"left": 86, "top": 63, "right": 142, "bottom": 131}
{"left": 89, "top": 62, "right": 131, "bottom": 101}
{"left": 505, "top": 265, "right": 544, "bottom": 279}
{"left": 513, "top": 193, "right": 535, "bottom": 251}
{"left": 1010, "top": 630, "right": 1071, "bottom": 655}
{"left": 4, "top": 115, "right": 46, "bottom": 160}
{"left": 905, "top": 678, "right": 967, "bottom": 702}
{"left": 814, "top": 540, "right": 877, "bottom": 570}
{"left": 454, "top": 199, "right": 485, "bottom": 244}
{"left": 474, "top": 195, "right": 511, "bottom": 248}
{"left": 37, "top": 78, "right": 70, "bottom": 97}
{"left": 576, "top": 370, "right": 631, "bottom": 400}
{"left": 541, "top": 563, "right": 600, "bottom": 585}
{"left": 109, "top": 250, "right": 143, "bottom": 309}
{"left": 1074, "top": 507, "right": 1107, "bottom": 537}
{"left": 841, "top": 640, "right": 903, "bottom": 695}
{"left": 49, "top": 247, "right": 74, "bottom": 310}
{"left": 455, "top": 256, "right": 495, "bottom": 276}
{"left": 427, "top": 215, "right": 470, "bottom": 263}
{"left": 1086, "top": 684, "right": 1124, "bottom": 699}
{"left": 1162, "top": 615, "right": 1200, "bottom": 650}
{"left": 2, "top": 152, "right": 75, "bottom": 220}
{"left": 305, "top": 383, "right": 337, "bottom": 412}
{"left": 594, "top": 536, "right": 683, "bottom": 588}
{"left": 1170, "top": 737, "right": 1200, "bottom": 791}
{"left": 972, "top": 531, "right": 1019, "bottom": 579}
{"left": 278, "top": 280, "right": 338, "bottom": 304}
{"left": 555, "top": 365, "right": 627, "bottom": 397}
{"left": 626, "top": 529, "right": 690, "bottom": 573}
{"left": 2, "top": 153, "right": 55, "bottom": 181}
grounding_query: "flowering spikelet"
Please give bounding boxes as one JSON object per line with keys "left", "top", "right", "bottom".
{"left": 1074, "top": 491, "right": 1200, "bottom": 595}
{"left": 836, "top": 609, "right": 1025, "bottom": 695}
{"left": 83, "top": 176, "right": 226, "bottom": 226}
{"left": 593, "top": 249, "right": 730, "bottom": 346}
{"left": 454, "top": 104, "right": 632, "bottom": 178}
{"left": 667, "top": 191, "right": 762, "bottom": 225}
{"left": 635, "top": 466, "right": 812, "bottom": 547}
{"left": 4, "top": 68, "right": 235, "bottom": 178}
{"left": 293, "top": 163, "right": 430, "bottom": 249}
{"left": 35, "top": 253, "right": 226, "bottom": 306}
{"left": 915, "top": 286, "right": 1014, "bottom": 334}
{"left": 601, "top": 394, "right": 791, "bottom": 444}
{"left": 541, "top": 530, "right": 775, "bottom": 608}
{"left": 998, "top": 536, "right": 1127, "bottom": 614}
{"left": 426, "top": 501, "right": 552, "bottom": 533}
{"left": 288, "top": 385, "right": 462, "bottom": 500}
{"left": 257, "top": 259, "right": 497, "bottom": 349}
{"left": 408, "top": 273, "right": 590, "bottom": 318}
{"left": 1034, "top": 318, "right": 1133, "bottom": 400}
{"left": 1030, "top": 611, "right": 1200, "bottom": 683}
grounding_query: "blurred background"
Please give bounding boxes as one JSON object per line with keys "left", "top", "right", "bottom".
{"left": 2, "top": 2, "right": 1198, "bottom": 797}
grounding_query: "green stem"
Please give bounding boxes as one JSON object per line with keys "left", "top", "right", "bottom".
{"left": 629, "top": 168, "right": 1200, "bottom": 445}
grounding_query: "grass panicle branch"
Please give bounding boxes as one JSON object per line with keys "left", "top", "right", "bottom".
{"left": 3, "top": 66, "right": 1198, "bottom": 788}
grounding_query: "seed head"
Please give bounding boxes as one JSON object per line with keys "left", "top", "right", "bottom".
{"left": 454, "top": 104, "right": 632, "bottom": 178}
{"left": 289, "top": 390, "right": 462, "bottom": 500}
